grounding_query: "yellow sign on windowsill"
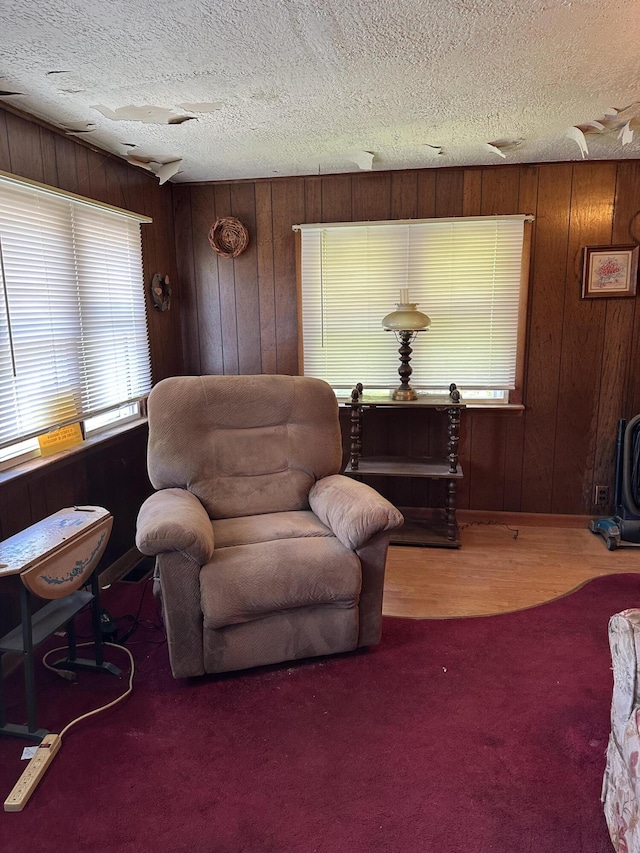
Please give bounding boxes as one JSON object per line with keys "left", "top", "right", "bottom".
{"left": 38, "top": 423, "right": 84, "bottom": 457}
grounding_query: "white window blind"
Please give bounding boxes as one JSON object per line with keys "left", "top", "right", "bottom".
{"left": 0, "top": 173, "right": 152, "bottom": 449}
{"left": 296, "top": 216, "right": 530, "bottom": 391}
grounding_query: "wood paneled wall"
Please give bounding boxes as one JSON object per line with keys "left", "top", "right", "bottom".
{"left": 173, "top": 162, "right": 640, "bottom": 516}
{"left": 1, "top": 108, "right": 638, "bottom": 547}
{"left": 0, "top": 105, "right": 183, "bottom": 563}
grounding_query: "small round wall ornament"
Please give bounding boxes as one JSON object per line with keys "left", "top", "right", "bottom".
{"left": 208, "top": 217, "right": 249, "bottom": 258}
{"left": 151, "top": 273, "right": 172, "bottom": 312}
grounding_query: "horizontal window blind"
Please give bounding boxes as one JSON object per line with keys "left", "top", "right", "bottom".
{"left": 296, "top": 216, "right": 529, "bottom": 390}
{"left": 0, "top": 174, "right": 151, "bottom": 449}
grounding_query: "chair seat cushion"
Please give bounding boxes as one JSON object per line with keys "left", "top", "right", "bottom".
{"left": 200, "top": 535, "right": 361, "bottom": 630}
{"left": 211, "top": 510, "right": 333, "bottom": 549}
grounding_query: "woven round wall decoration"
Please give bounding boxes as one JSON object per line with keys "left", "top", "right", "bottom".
{"left": 208, "top": 217, "right": 249, "bottom": 258}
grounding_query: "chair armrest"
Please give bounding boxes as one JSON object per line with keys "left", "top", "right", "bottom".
{"left": 309, "top": 474, "right": 404, "bottom": 551}
{"left": 135, "top": 488, "right": 215, "bottom": 564}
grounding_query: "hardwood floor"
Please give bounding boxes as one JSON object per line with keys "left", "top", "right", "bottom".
{"left": 382, "top": 517, "right": 640, "bottom": 618}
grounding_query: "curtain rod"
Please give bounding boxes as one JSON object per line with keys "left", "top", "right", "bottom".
{"left": 293, "top": 214, "right": 534, "bottom": 231}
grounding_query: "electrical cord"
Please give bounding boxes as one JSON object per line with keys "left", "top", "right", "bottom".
{"left": 117, "top": 575, "right": 163, "bottom": 643}
{"left": 40, "top": 641, "right": 134, "bottom": 739}
{"left": 2, "top": 642, "right": 134, "bottom": 812}
{"left": 458, "top": 520, "right": 520, "bottom": 539}
{"left": 71, "top": 575, "right": 163, "bottom": 644}
{"left": 39, "top": 573, "right": 158, "bottom": 728}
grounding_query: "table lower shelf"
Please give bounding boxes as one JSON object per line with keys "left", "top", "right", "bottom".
{"left": 344, "top": 457, "right": 462, "bottom": 478}
{"left": 0, "top": 590, "right": 94, "bottom": 653}
{"left": 343, "top": 458, "right": 462, "bottom": 548}
{"left": 391, "top": 508, "right": 461, "bottom": 548}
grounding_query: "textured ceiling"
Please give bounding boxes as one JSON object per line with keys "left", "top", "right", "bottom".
{"left": 1, "top": 0, "right": 640, "bottom": 183}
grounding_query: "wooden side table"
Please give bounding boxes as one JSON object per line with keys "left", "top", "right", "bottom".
{"left": 0, "top": 506, "right": 119, "bottom": 742}
{"left": 341, "top": 384, "right": 465, "bottom": 547}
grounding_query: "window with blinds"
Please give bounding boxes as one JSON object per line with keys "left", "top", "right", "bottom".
{"left": 0, "top": 172, "right": 152, "bottom": 451}
{"left": 295, "top": 215, "right": 531, "bottom": 397}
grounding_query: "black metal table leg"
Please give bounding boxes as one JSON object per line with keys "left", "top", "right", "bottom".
{"left": 52, "top": 576, "right": 120, "bottom": 677}
{"left": 21, "top": 585, "right": 37, "bottom": 734}
{"left": 0, "top": 586, "right": 50, "bottom": 741}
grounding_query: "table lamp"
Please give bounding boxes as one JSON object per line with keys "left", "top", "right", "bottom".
{"left": 382, "top": 288, "right": 431, "bottom": 401}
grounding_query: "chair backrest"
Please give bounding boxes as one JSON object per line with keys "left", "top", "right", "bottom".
{"left": 146, "top": 374, "right": 343, "bottom": 518}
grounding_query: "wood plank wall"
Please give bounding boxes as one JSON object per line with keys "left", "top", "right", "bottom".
{"left": 0, "top": 105, "right": 183, "bottom": 623}
{"left": 173, "top": 162, "right": 640, "bottom": 516}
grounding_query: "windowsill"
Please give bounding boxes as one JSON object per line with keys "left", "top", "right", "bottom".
{"left": 337, "top": 394, "right": 525, "bottom": 413}
{"left": 0, "top": 417, "right": 148, "bottom": 486}
{"left": 465, "top": 402, "right": 525, "bottom": 412}
{"left": 0, "top": 398, "right": 524, "bottom": 488}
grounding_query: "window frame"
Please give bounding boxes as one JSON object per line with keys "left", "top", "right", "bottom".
{"left": 0, "top": 169, "right": 153, "bottom": 453}
{"left": 294, "top": 215, "right": 533, "bottom": 406}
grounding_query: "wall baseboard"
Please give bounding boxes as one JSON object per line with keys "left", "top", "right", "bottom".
{"left": 458, "top": 509, "right": 592, "bottom": 529}
{"left": 400, "top": 507, "right": 593, "bottom": 529}
{"left": 99, "top": 546, "right": 146, "bottom": 587}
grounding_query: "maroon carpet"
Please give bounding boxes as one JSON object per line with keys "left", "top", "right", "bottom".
{"left": 1, "top": 572, "right": 636, "bottom": 853}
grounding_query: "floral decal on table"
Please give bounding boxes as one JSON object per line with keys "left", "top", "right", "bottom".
{"left": 38, "top": 531, "right": 106, "bottom": 586}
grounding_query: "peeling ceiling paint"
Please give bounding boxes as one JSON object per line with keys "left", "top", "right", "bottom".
{"left": 125, "top": 150, "right": 183, "bottom": 183}
{"left": 1, "top": 0, "right": 640, "bottom": 183}
{"left": 349, "top": 151, "right": 375, "bottom": 171}
{"left": 92, "top": 104, "right": 197, "bottom": 125}
{"left": 567, "top": 103, "right": 640, "bottom": 158}
{"left": 62, "top": 120, "right": 96, "bottom": 134}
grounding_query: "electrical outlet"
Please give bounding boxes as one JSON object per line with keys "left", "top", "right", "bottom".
{"left": 594, "top": 485, "right": 610, "bottom": 504}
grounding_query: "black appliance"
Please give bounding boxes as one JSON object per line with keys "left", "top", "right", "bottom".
{"left": 590, "top": 415, "right": 640, "bottom": 550}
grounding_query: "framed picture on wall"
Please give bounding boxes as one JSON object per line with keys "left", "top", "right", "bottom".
{"left": 582, "top": 245, "right": 639, "bottom": 298}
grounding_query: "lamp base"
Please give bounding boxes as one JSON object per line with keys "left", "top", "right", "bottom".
{"left": 391, "top": 387, "right": 418, "bottom": 401}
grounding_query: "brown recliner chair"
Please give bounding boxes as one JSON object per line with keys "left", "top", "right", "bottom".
{"left": 135, "top": 374, "right": 403, "bottom": 678}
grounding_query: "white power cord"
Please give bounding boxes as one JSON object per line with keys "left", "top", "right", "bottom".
{"left": 41, "top": 641, "right": 134, "bottom": 738}
{"left": 4, "top": 642, "right": 135, "bottom": 811}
